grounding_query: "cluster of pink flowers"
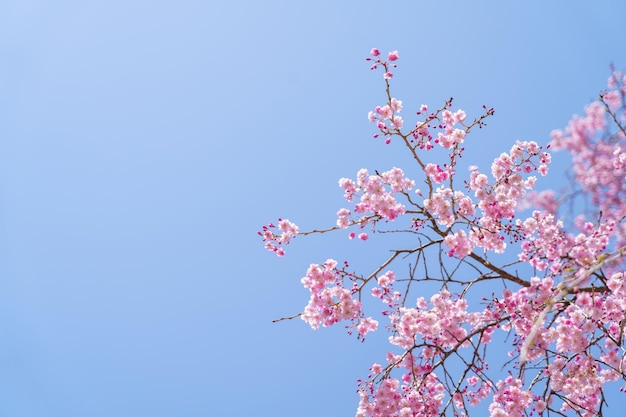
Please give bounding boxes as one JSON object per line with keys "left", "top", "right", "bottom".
{"left": 368, "top": 48, "right": 399, "bottom": 81}
{"left": 443, "top": 229, "right": 473, "bottom": 258}
{"left": 613, "top": 145, "right": 626, "bottom": 171}
{"left": 423, "top": 186, "right": 455, "bottom": 227}
{"left": 337, "top": 167, "right": 415, "bottom": 231}
{"left": 356, "top": 368, "right": 446, "bottom": 417}
{"left": 366, "top": 49, "right": 403, "bottom": 143}
{"left": 543, "top": 70, "right": 626, "bottom": 245}
{"left": 388, "top": 290, "right": 471, "bottom": 351}
{"left": 261, "top": 49, "right": 626, "bottom": 417}
{"left": 517, "top": 209, "right": 614, "bottom": 278}
{"left": 424, "top": 163, "right": 452, "bottom": 184}
{"left": 370, "top": 270, "right": 402, "bottom": 306}
{"left": 300, "top": 259, "right": 378, "bottom": 337}
{"left": 493, "top": 277, "right": 558, "bottom": 360}
{"left": 516, "top": 210, "right": 567, "bottom": 271}
{"left": 257, "top": 218, "right": 299, "bottom": 256}
{"left": 464, "top": 141, "right": 548, "bottom": 254}
{"left": 547, "top": 355, "right": 608, "bottom": 415}
{"left": 422, "top": 141, "right": 548, "bottom": 258}
{"left": 367, "top": 99, "right": 404, "bottom": 143}
{"left": 463, "top": 377, "right": 493, "bottom": 408}
{"left": 491, "top": 273, "right": 626, "bottom": 415}
{"left": 487, "top": 377, "right": 533, "bottom": 417}
{"left": 435, "top": 109, "right": 467, "bottom": 149}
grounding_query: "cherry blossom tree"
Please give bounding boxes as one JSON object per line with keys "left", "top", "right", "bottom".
{"left": 259, "top": 49, "right": 626, "bottom": 417}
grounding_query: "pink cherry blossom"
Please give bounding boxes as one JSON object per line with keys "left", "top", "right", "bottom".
{"left": 261, "top": 49, "right": 626, "bottom": 417}
{"left": 444, "top": 229, "right": 473, "bottom": 258}
{"left": 257, "top": 218, "right": 299, "bottom": 256}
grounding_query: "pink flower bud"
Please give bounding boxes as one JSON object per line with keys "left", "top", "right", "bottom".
{"left": 388, "top": 50, "right": 399, "bottom": 61}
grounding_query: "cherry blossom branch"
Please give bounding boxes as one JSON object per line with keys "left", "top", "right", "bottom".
{"left": 262, "top": 50, "right": 626, "bottom": 417}
{"left": 520, "top": 244, "right": 626, "bottom": 364}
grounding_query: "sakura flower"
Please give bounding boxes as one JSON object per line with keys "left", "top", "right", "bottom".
{"left": 387, "top": 50, "right": 399, "bottom": 61}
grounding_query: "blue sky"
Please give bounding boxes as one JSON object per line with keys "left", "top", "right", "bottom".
{"left": 1, "top": 1, "right": 625, "bottom": 416}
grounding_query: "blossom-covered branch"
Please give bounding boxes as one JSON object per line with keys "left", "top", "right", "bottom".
{"left": 259, "top": 49, "right": 626, "bottom": 417}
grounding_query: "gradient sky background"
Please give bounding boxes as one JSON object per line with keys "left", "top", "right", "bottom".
{"left": 1, "top": 1, "right": 626, "bottom": 416}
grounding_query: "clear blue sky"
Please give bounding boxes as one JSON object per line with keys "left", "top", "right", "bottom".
{"left": 1, "top": 1, "right": 625, "bottom": 416}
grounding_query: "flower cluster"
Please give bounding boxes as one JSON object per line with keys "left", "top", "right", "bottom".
{"left": 516, "top": 210, "right": 568, "bottom": 271}
{"left": 435, "top": 109, "right": 467, "bottom": 149}
{"left": 423, "top": 141, "right": 548, "bottom": 258}
{"left": 368, "top": 97, "right": 404, "bottom": 137}
{"left": 388, "top": 290, "right": 471, "bottom": 350}
{"left": 367, "top": 48, "right": 399, "bottom": 80}
{"left": 443, "top": 229, "right": 473, "bottom": 258}
{"left": 370, "top": 270, "right": 402, "bottom": 307}
{"left": 547, "top": 355, "right": 608, "bottom": 415}
{"left": 495, "top": 277, "right": 558, "bottom": 360}
{"left": 366, "top": 49, "right": 403, "bottom": 143}
{"left": 464, "top": 141, "right": 548, "bottom": 254}
{"left": 543, "top": 70, "right": 626, "bottom": 245}
{"left": 356, "top": 370, "right": 446, "bottom": 417}
{"left": 487, "top": 377, "right": 533, "bottom": 417}
{"left": 257, "top": 218, "right": 299, "bottom": 257}
{"left": 336, "top": 167, "right": 415, "bottom": 231}
{"left": 300, "top": 259, "right": 378, "bottom": 337}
